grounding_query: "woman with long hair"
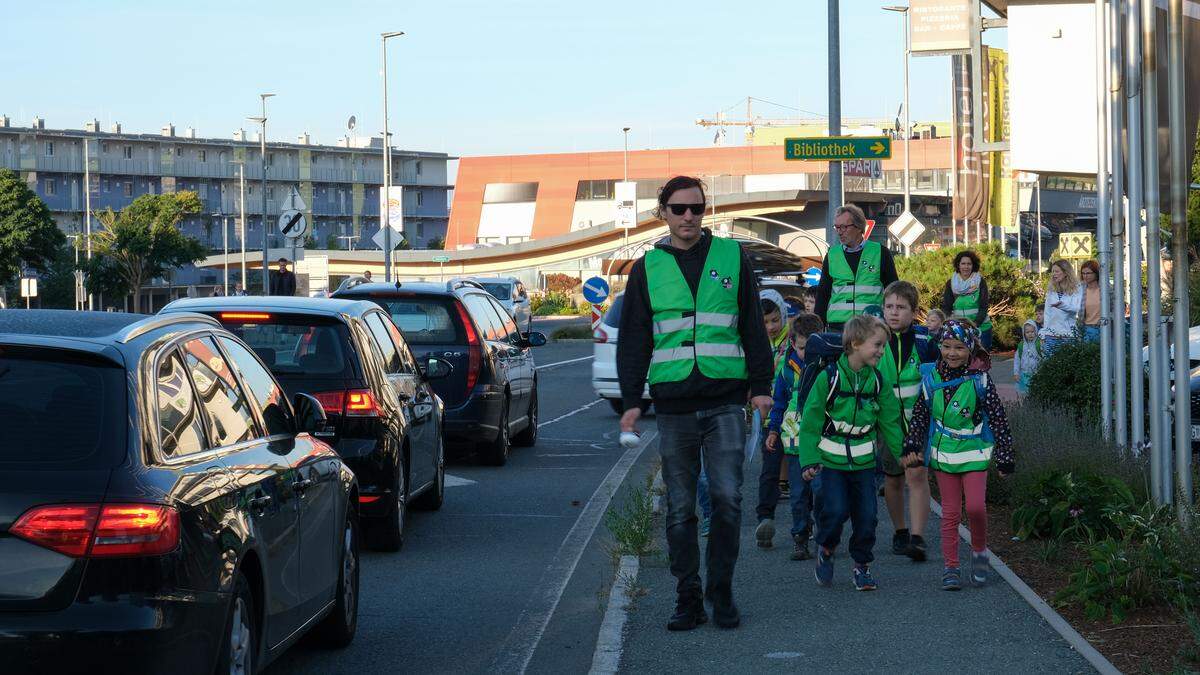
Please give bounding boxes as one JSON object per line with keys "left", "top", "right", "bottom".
{"left": 1079, "top": 259, "right": 1101, "bottom": 343}
{"left": 1040, "top": 260, "right": 1083, "bottom": 356}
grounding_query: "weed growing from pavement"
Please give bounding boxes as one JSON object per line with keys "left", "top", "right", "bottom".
{"left": 604, "top": 485, "right": 656, "bottom": 559}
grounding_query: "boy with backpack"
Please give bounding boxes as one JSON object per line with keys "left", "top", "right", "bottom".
{"left": 878, "top": 281, "right": 938, "bottom": 561}
{"left": 798, "top": 315, "right": 903, "bottom": 591}
{"left": 901, "top": 319, "right": 1014, "bottom": 590}
{"left": 754, "top": 292, "right": 792, "bottom": 542}
{"left": 762, "top": 312, "right": 826, "bottom": 559}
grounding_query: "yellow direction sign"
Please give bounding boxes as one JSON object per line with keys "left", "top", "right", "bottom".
{"left": 1059, "top": 232, "right": 1094, "bottom": 259}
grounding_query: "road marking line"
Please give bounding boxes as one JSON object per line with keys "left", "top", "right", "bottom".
{"left": 537, "top": 453, "right": 605, "bottom": 457}
{"left": 538, "top": 399, "right": 602, "bottom": 428}
{"left": 489, "top": 430, "right": 658, "bottom": 675}
{"left": 445, "top": 474, "right": 477, "bottom": 487}
{"left": 535, "top": 355, "right": 595, "bottom": 371}
{"left": 588, "top": 554, "right": 638, "bottom": 675}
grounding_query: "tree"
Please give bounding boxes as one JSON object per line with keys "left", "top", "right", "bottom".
{"left": 0, "top": 169, "right": 66, "bottom": 286}
{"left": 397, "top": 232, "right": 412, "bottom": 251}
{"left": 427, "top": 236, "right": 445, "bottom": 250}
{"left": 894, "top": 242, "right": 1040, "bottom": 350}
{"left": 83, "top": 192, "right": 207, "bottom": 313}
{"left": 326, "top": 233, "right": 341, "bottom": 250}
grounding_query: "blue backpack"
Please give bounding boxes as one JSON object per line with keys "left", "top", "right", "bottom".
{"left": 916, "top": 363, "right": 994, "bottom": 467}
{"left": 795, "top": 332, "right": 883, "bottom": 444}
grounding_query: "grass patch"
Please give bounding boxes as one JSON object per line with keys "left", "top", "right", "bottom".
{"left": 551, "top": 324, "right": 593, "bottom": 340}
{"left": 605, "top": 484, "right": 656, "bottom": 558}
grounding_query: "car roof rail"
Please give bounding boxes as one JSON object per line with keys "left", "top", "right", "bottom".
{"left": 447, "top": 278, "right": 484, "bottom": 292}
{"left": 114, "top": 312, "right": 221, "bottom": 344}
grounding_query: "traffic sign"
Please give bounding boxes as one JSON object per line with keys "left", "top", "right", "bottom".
{"left": 582, "top": 276, "right": 610, "bottom": 304}
{"left": 281, "top": 185, "right": 307, "bottom": 212}
{"left": 785, "top": 136, "right": 892, "bottom": 161}
{"left": 888, "top": 211, "right": 927, "bottom": 248}
{"left": 591, "top": 304, "right": 606, "bottom": 331}
{"left": 802, "top": 266, "right": 822, "bottom": 287}
{"left": 432, "top": 255, "right": 451, "bottom": 263}
{"left": 1059, "top": 232, "right": 1094, "bottom": 259}
{"left": 20, "top": 277, "right": 37, "bottom": 298}
{"left": 278, "top": 210, "right": 308, "bottom": 240}
{"left": 371, "top": 227, "right": 405, "bottom": 251}
{"left": 614, "top": 181, "right": 637, "bottom": 229}
{"left": 863, "top": 219, "right": 877, "bottom": 240}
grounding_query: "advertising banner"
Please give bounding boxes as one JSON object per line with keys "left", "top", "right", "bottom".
{"left": 985, "top": 48, "right": 1016, "bottom": 235}
{"left": 911, "top": 0, "right": 972, "bottom": 56}
{"left": 952, "top": 53, "right": 990, "bottom": 229}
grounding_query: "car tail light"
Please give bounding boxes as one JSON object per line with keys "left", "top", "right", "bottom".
{"left": 219, "top": 312, "right": 271, "bottom": 321}
{"left": 344, "top": 389, "right": 379, "bottom": 416}
{"left": 454, "top": 300, "right": 482, "bottom": 393}
{"left": 312, "top": 390, "right": 346, "bottom": 414}
{"left": 11, "top": 504, "right": 180, "bottom": 558}
{"left": 358, "top": 495, "right": 381, "bottom": 504}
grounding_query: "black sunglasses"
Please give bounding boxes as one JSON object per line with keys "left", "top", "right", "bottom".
{"left": 667, "top": 203, "right": 706, "bottom": 216}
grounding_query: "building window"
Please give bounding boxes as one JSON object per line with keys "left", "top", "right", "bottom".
{"left": 483, "top": 182, "right": 539, "bottom": 204}
{"left": 267, "top": 153, "right": 275, "bottom": 166}
{"left": 124, "top": 182, "right": 133, "bottom": 197}
{"left": 415, "top": 160, "right": 423, "bottom": 176}
{"left": 417, "top": 223, "right": 425, "bottom": 238}
{"left": 102, "top": 179, "right": 110, "bottom": 192}
{"left": 44, "top": 141, "right": 54, "bottom": 157}
{"left": 415, "top": 191, "right": 423, "bottom": 207}
{"left": 123, "top": 145, "right": 133, "bottom": 159}
{"left": 199, "top": 150, "right": 207, "bottom": 162}
{"left": 175, "top": 147, "right": 182, "bottom": 157}
{"left": 44, "top": 178, "right": 56, "bottom": 195}
{"left": 575, "top": 179, "right": 618, "bottom": 201}
{"left": 266, "top": 187, "right": 274, "bottom": 200}
{"left": 101, "top": 142, "right": 109, "bottom": 153}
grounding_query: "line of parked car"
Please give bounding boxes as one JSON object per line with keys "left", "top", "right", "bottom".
{"left": 0, "top": 276, "right": 547, "bottom": 674}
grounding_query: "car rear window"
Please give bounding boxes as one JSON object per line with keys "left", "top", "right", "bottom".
{"left": 480, "top": 282, "right": 514, "bottom": 302}
{"left": 603, "top": 294, "right": 624, "bottom": 328}
{"left": 372, "top": 297, "right": 465, "bottom": 345}
{"left": 218, "top": 316, "right": 360, "bottom": 378}
{"left": 0, "top": 347, "right": 126, "bottom": 467}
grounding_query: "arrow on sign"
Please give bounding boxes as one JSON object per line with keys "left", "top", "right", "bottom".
{"left": 870, "top": 141, "right": 886, "bottom": 155}
{"left": 281, "top": 212, "right": 304, "bottom": 236}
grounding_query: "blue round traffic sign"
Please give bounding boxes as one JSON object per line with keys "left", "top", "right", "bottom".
{"left": 582, "top": 276, "right": 610, "bottom": 304}
{"left": 802, "top": 266, "right": 822, "bottom": 287}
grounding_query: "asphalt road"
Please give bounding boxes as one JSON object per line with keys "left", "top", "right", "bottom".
{"left": 268, "top": 334, "right": 659, "bottom": 674}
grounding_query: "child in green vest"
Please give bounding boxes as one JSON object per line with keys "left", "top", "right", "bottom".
{"left": 755, "top": 293, "right": 793, "bottom": 546}
{"left": 879, "top": 281, "right": 938, "bottom": 562}
{"left": 764, "top": 312, "right": 825, "bottom": 560}
{"left": 799, "top": 315, "right": 903, "bottom": 591}
{"left": 901, "top": 319, "right": 1014, "bottom": 591}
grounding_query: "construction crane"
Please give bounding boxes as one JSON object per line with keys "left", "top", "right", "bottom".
{"left": 695, "top": 97, "right": 816, "bottom": 145}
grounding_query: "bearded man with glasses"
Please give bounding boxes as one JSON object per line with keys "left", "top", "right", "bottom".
{"left": 617, "top": 175, "right": 774, "bottom": 631}
{"left": 814, "top": 203, "right": 899, "bottom": 330}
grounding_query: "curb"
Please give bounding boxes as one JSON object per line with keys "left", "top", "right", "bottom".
{"left": 589, "top": 554, "right": 640, "bottom": 675}
{"left": 929, "top": 499, "right": 1121, "bottom": 675}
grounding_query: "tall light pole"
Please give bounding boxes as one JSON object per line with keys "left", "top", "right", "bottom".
{"left": 381, "top": 31, "right": 405, "bottom": 283}
{"left": 248, "top": 92, "right": 274, "bottom": 295}
{"left": 237, "top": 162, "right": 247, "bottom": 290}
{"left": 622, "top": 127, "right": 630, "bottom": 181}
{"left": 1167, "top": 0, "right": 1192, "bottom": 521}
{"left": 826, "top": 0, "right": 843, "bottom": 246}
{"left": 82, "top": 138, "right": 94, "bottom": 310}
{"left": 215, "top": 212, "right": 228, "bottom": 295}
{"left": 883, "top": 5, "right": 910, "bottom": 220}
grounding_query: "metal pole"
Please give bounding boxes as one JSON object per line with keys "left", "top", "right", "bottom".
{"left": 1036, "top": 180, "right": 1043, "bottom": 270}
{"left": 381, "top": 32, "right": 404, "bottom": 282}
{"left": 223, "top": 214, "right": 229, "bottom": 296}
{"left": 902, "top": 7, "right": 911, "bottom": 217}
{"left": 951, "top": 79, "right": 958, "bottom": 247}
{"left": 827, "top": 0, "right": 842, "bottom": 245}
{"left": 1096, "top": 0, "right": 1114, "bottom": 440}
{"left": 1109, "top": 0, "right": 1129, "bottom": 451}
{"left": 623, "top": 127, "right": 631, "bottom": 250}
{"left": 1167, "top": 0, "right": 1192, "bottom": 520}
{"left": 1142, "top": 0, "right": 1169, "bottom": 504}
{"left": 260, "top": 100, "right": 270, "bottom": 295}
{"left": 1126, "top": 0, "right": 1148, "bottom": 464}
{"left": 239, "top": 164, "right": 247, "bottom": 289}
{"left": 83, "top": 139, "right": 93, "bottom": 310}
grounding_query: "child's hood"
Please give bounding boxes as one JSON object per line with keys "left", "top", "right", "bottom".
{"left": 1021, "top": 319, "right": 1039, "bottom": 342}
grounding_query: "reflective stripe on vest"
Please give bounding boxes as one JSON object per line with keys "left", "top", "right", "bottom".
{"left": 927, "top": 371, "right": 994, "bottom": 473}
{"left": 951, "top": 288, "right": 992, "bottom": 330}
{"left": 815, "top": 359, "right": 882, "bottom": 470}
{"left": 645, "top": 236, "right": 748, "bottom": 384}
{"left": 880, "top": 333, "right": 923, "bottom": 425}
{"left": 827, "top": 242, "right": 884, "bottom": 324}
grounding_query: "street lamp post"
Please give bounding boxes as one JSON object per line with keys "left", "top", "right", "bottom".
{"left": 248, "top": 92, "right": 274, "bottom": 295}
{"left": 622, "top": 127, "right": 630, "bottom": 181}
{"left": 381, "top": 31, "right": 405, "bottom": 283}
{"left": 237, "top": 162, "right": 247, "bottom": 290}
{"left": 215, "top": 212, "right": 228, "bottom": 295}
{"left": 883, "top": 5, "right": 911, "bottom": 221}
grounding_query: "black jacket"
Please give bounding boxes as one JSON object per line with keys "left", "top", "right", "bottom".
{"left": 940, "top": 277, "right": 990, "bottom": 327}
{"left": 813, "top": 242, "right": 899, "bottom": 326}
{"left": 616, "top": 230, "right": 774, "bottom": 414}
{"left": 271, "top": 270, "right": 297, "bottom": 296}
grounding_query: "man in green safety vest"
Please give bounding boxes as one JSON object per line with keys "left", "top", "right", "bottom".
{"left": 617, "top": 176, "right": 775, "bottom": 632}
{"left": 814, "top": 204, "right": 899, "bottom": 330}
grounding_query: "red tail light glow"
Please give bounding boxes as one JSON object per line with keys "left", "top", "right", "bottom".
{"left": 219, "top": 312, "right": 271, "bottom": 321}
{"left": 454, "top": 301, "right": 482, "bottom": 393}
{"left": 11, "top": 504, "right": 180, "bottom": 558}
{"left": 594, "top": 326, "right": 609, "bottom": 343}
{"left": 344, "top": 389, "right": 379, "bottom": 416}
{"left": 358, "top": 495, "right": 381, "bottom": 504}
{"left": 311, "top": 390, "right": 346, "bottom": 414}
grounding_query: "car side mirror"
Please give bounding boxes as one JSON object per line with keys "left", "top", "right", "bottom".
{"left": 422, "top": 357, "right": 453, "bottom": 380}
{"left": 524, "top": 331, "right": 548, "bottom": 347}
{"left": 292, "top": 393, "right": 328, "bottom": 434}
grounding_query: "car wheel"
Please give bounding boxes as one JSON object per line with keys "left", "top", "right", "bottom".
{"left": 369, "top": 459, "right": 408, "bottom": 552}
{"left": 314, "top": 510, "right": 359, "bottom": 647}
{"left": 512, "top": 383, "right": 538, "bottom": 447}
{"left": 481, "top": 399, "right": 510, "bottom": 466}
{"left": 413, "top": 438, "right": 445, "bottom": 511}
{"left": 215, "top": 571, "right": 256, "bottom": 675}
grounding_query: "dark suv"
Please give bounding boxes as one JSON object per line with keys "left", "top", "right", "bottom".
{"left": 0, "top": 310, "right": 358, "bottom": 675}
{"left": 333, "top": 280, "right": 546, "bottom": 466}
{"left": 163, "top": 296, "right": 449, "bottom": 552}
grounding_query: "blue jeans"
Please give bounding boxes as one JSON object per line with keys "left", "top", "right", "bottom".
{"left": 697, "top": 458, "right": 712, "bottom": 521}
{"left": 1082, "top": 325, "right": 1100, "bottom": 343}
{"left": 658, "top": 404, "right": 746, "bottom": 605}
{"left": 813, "top": 467, "right": 878, "bottom": 565}
{"left": 1043, "top": 334, "right": 1073, "bottom": 357}
{"left": 755, "top": 437, "right": 783, "bottom": 522}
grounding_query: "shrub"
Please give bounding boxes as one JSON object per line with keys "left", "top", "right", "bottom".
{"left": 1028, "top": 340, "right": 1102, "bottom": 421}
{"left": 894, "top": 242, "right": 1038, "bottom": 350}
{"left": 532, "top": 291, "right": 572, "bottom": 315}
{"left": 552, "top": 324, "right": 593, "bottom": 340}
{"left": 1010, "top": 469, "right": 1137, "bottom": 541}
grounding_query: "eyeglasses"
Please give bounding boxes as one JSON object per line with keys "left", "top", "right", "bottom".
{"left": 833, "top": 223, "right": 859, "bottom": 231}
{"left": 667, "top": 203, "right": 706, "bottom": 216}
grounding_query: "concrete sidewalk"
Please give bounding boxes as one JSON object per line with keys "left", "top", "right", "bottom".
{"left": 617, "top": 450, "right": 1094, "bottom": 674}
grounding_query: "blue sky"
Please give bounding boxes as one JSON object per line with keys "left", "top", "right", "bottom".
{"left": 3, "top": 0, "right": 1004, "bottom": 158}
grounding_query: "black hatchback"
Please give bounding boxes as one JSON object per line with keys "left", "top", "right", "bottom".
{"left": 0, "top": 310, "right": 358, "bottom": 675}
{"left": 163, "top": 296, "right": 449, "bottom": 552}
{"left": 332, "top": 280, "right": 546, "bottom": 466}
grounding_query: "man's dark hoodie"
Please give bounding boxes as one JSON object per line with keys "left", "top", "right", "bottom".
{"left": 617, "top": 229, "right": 774, "bottom": 414}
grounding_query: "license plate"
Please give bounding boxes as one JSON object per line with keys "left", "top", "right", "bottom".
{"left": 1192, "top": 425, "right": 1200, "bottom": 441}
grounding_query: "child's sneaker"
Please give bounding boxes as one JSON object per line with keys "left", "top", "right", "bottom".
{"left": 778, "top": 480, "right": 790, "bottom": 500}
{"left": 891, "top": 529, "right": 910, "bottom": 555}
{"left": 852, "top": 565, "right": 877, "bottom": 591}
{"left": 790, "top": 534, "right": 812, "bottom": 561}
{"left": 942, "top": 567, "right": 962, "bottom": 591}
{"left": 700, "top": 517, "right": 710, "bottom": 538}
{"left": 971, "top": 552, "right": 989, "bottom": 586}
{"left": 755, "top": 518, "right": 775, "bottom": 548}
{"left": 904, "top": 534, "right": 928, "bottom": 562}
{"left": 814, "top": 546, "right": 834, "bottom": 587}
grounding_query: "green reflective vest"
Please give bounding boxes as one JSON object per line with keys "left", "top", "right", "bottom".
{"left": 951, "top": 288, "right": 992, "bottom": 331}
{"left": 827, "top": 241, "right": 884, "bottom": 325}
{"left": 879, "top": 331, "right": 924, "bottom": 429}
{"left": 645, "top": 236, "right": 748, "bottom": 384}
{"left": 924, "top": 369, "right": 994, "bottom": 473}
{"left": 804, "top": 358, "right": 885, "bottom": 470}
